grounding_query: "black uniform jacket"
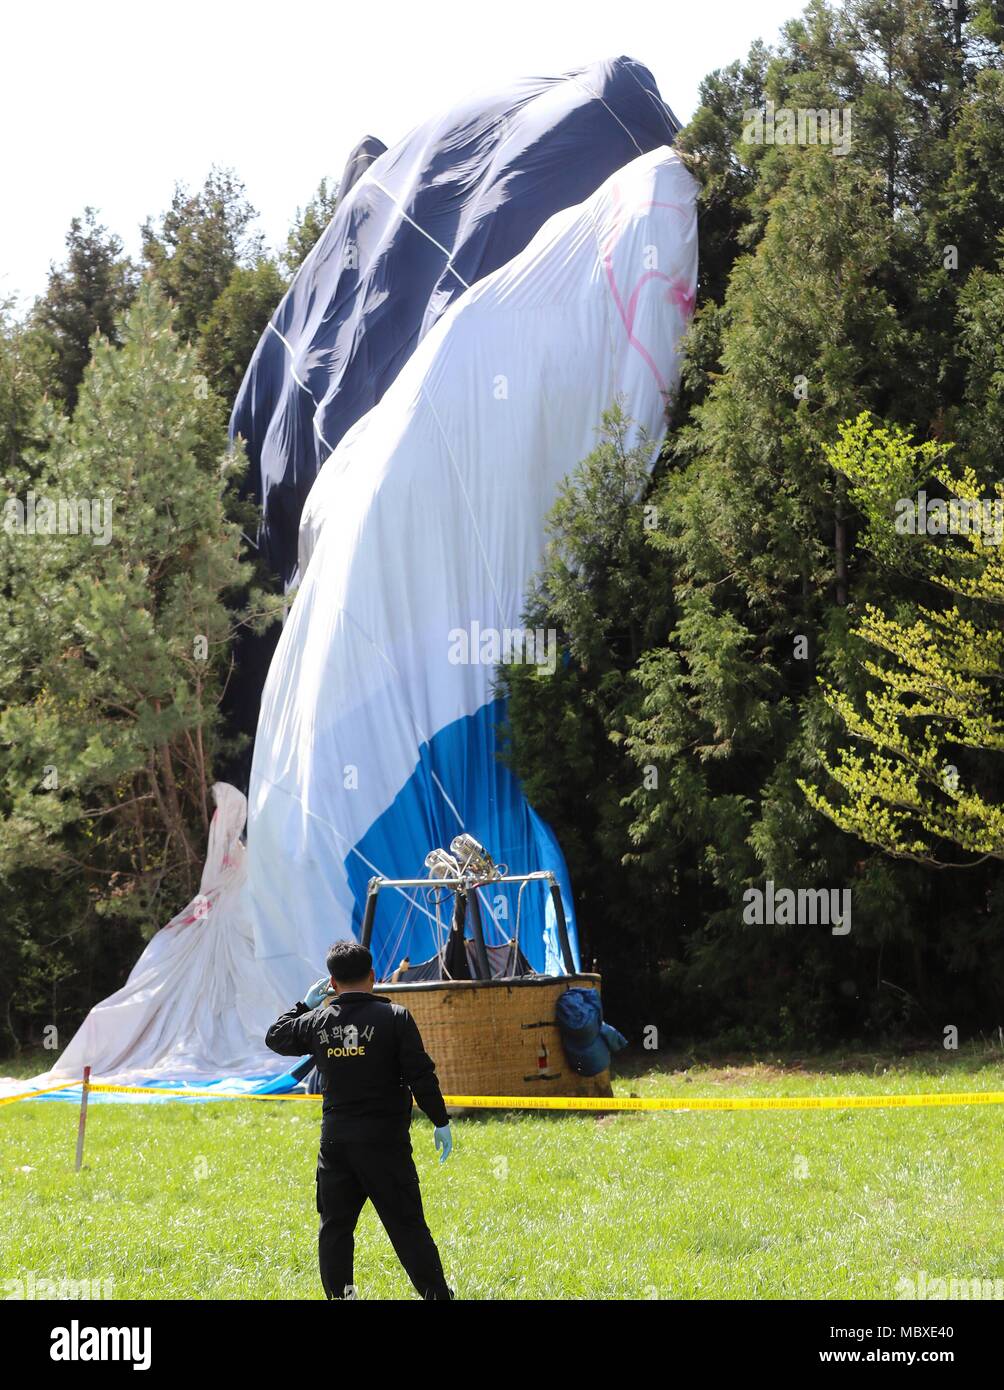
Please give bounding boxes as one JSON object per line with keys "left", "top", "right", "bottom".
{"left": 265, "top": 991, "right": 450, "bottom": 1142}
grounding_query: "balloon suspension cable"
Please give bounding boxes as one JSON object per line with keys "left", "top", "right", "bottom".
{"left": 513, "top": 877, "right": 529, "bottom": 968}
{"left": 382, "top": 893, "right": 416, "bottom": 979}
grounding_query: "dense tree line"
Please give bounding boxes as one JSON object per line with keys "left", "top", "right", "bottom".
{"left": 0, "top": 169, "right": 333, "bottom": 1050}
{"left": 501, "top": 0, "right": 1004, "bottom": 1046}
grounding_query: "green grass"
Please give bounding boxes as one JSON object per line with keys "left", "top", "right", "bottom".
{"left": 1, "top": 1047, "right": 1002, "bottom": 1300}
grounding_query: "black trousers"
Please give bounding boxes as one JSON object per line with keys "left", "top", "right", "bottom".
{"left": 316, "top": 1137, "right": 451, "bottom": 1300}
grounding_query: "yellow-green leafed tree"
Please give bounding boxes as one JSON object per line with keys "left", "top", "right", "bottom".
{"left": 802, "top": 413, "right": 1004, "bottom": 864}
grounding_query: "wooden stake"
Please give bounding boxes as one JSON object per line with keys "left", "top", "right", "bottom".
{"left": 74, "top": 1065, "right": 91, "bottom": 1172}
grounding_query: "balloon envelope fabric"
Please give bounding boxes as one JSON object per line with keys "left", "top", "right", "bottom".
{"left": 248, "top": 146, "right": 699, "bottom": 995}
{"left": 230, "top": 56, "right": 681, "bottom": 587}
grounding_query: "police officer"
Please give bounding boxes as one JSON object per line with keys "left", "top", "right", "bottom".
{"left": 265, "top": 939, "right": 454, "bottom": 1300}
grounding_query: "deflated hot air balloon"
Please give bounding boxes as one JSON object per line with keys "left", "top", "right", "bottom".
{"left": 230, "top": 56, "right": 681, "bottom": 587}
{"left": 248, "top": 144, "right": 699, "bottom": 1015}
{"left": 0, "top": 65, "right": 698, "bottom": 1100}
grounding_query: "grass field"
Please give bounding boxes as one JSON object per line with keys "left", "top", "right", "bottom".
{"left": 2, "top": 1047, "right": 1002, "bottom": 1300}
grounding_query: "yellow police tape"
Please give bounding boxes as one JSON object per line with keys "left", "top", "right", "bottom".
{"left": 0, "top": 1081, "right": 91, "bottom": 1107}
{"left": 2, "top": 1080, "right": 1003, "bottom": 1111}
{"left": 0, "top": 1081, "right": 316, "bottom": 1106}
{"left": 444, "top": 1091, "right": 1004, "bottom": 1112}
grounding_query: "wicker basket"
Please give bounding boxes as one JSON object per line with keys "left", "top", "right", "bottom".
{"left": 380, "top": 973, "right": 612, "bottom": 1100}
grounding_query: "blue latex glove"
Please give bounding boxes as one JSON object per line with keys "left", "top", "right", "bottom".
{"left": 303, "top": 976, "right": 332, "bottom": 1009}
{"left": 434, "top": 1125, "right": 452, "bottom": 1164}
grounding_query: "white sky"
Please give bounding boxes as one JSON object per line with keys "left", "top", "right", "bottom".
{"left": 1, "top": 0, "right": 806, "bottom": 306}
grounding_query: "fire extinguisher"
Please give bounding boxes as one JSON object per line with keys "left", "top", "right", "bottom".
{"left": 537, "top": 1040, "right": 549, "bottom": 1072}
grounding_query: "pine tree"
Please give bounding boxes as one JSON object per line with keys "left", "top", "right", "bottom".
{"left": 198, "top": 257, "right": 287, "bottom": 404}
{"left": 675, "top": 41, "right": 769, "bottom": 305}
{"left": 0, "top": 299, "right": 52, "bottom": 478}
{"left": 284, "top": 177, "right": 339, "bottom": 276}
{"left": 142, "top": 168, "right": 263, "bottom": 341}
{"left": 0, "top": 284, "right": 281, "bottom": 926}
{"left": 32, "top": 209, "right": 136, "bottom": 410}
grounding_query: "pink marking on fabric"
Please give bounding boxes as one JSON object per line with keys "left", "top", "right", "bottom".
{"left": 667, "top": 280, "right": 696, "bottom": 317}
{"left": 624, "top": 270, "right": 674, "bottom": 329}
{"left": 600, "top": 195, "right": 696, "bottom": 391}
{"left": 602, "top": 257, "right": 670, "bottom": 391}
